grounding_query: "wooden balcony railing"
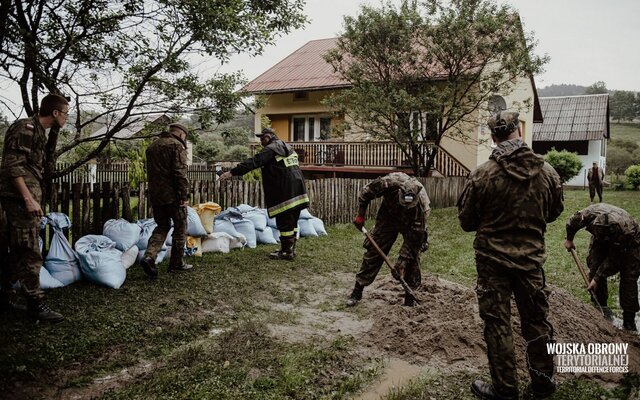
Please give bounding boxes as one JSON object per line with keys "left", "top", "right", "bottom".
{"left": 251, "top": 141, "right": 469, "bottom": 177}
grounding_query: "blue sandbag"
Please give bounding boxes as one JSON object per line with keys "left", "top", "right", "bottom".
{"left": 299, "top": 209, "right": 313, "bottom": 220}
{"left": 103, "top": 218, "right": 142, "bottom": 252}
{"left": 187, "top": 206, "right": 208, "bottom": 237}
{"left": 232, "top": 219, "right": 257, "bottom": 248}
{"left": 136, "top": 247, "right": 167, "bottom": 264}
{"left": 45, "top": 227, "right": 82, "bottom": 286}
{"left": 235, "top": 204, "right": 257, "bottom": 214}
{"left": 311, "top": 217, "right": 328, "bottom": 236}
{"left": 243, "top": 210, "right": 268, "bottom": 231}
{"left": 39, "top": 267, "right": 64, "bottom": 289}
{"left": 75, "top": 235, "right": 126, "bottom": 289}
{"left": 298, "top": 218, "right": 318, "bottom": 237}
{"left": 256, "top": 226, "right": 278, "bottom": 245}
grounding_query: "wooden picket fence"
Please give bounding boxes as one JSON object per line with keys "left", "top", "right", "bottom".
{"left": 42, "top": 177, "right": 466, "bottom": 248}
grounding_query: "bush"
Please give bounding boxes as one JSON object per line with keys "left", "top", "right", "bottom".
{"left": 544, "top": 149, "right": 582, "bottom": 184}
{"left": 624, "top": 165, "right": 640, "bottom": 189}
{"left": 223, "top": 145, "right": 251, "bottom": 161}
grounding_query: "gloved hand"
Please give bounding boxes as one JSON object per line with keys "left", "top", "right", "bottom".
{"left": 353, "top": 215, "right": 365, "bottom": 230}
{"left": 420, "top": 230, "right": 429, "bottom": 252}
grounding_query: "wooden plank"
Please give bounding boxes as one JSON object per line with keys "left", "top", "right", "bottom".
{"left": 122, "top": 183, "right": 132, "bottom": 221}
{"left": 101, "top": 182, "right": 111, "bottom": 226}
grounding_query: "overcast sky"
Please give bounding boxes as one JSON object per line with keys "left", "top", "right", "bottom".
{"left": 219, "top": 0, "right": 640, "bottom": 92}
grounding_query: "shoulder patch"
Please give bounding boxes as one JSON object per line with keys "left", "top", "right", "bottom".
{"left": 25, "top": 124, "right": 34, "bottom": 131}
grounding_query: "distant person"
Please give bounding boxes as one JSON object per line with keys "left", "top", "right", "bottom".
{"left": 564, "top": 203, "right": 640, "bottom": 331}
{"left": 346, "top": 172, "right": 430, "bottom": 307}
{"left": 140, "top": 123, "right": 192, "bottom": 278}
{"left": 587, "top": 161, "right": 604, "bottom": 203}
{"left": 458, "top": 111, "right": 563, "bottom": 400}
{"left": 219, "top": 127, "right": 309, "bottom": 260}
{"left": 0, "top": 93, "right": 70, "bottom": 323}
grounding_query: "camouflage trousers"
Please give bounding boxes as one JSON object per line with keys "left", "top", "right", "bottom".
{"left": 145, "top": 203, "right": 187, "bottom": 266}
{"left": 475, "top": 263, "right": 554, "bottom": 398}
{"left": 588, "top": 183, "right": 603, "bottom": 202}
{"left": 0, "top": 196, "right": 44, "bottom": 300}
{"left": 587, "top": 239, "right": 640, "bottom": 313}
{"left": 355, "top": 219, "right": 424, "bottom": 289}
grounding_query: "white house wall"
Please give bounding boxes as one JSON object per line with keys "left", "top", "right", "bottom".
{"left": 565, "top": 140, "right": 606, "bottom": 187}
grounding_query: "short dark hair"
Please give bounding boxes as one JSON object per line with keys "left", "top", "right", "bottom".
{"left": 39, "top": 93, "right": 69, "bottom": 117}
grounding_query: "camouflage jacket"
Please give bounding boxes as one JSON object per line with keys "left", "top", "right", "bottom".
{"left": 146, "top": 131, "right": 189, "bottom": 206}
{"left": 231, "top": 138, "right": 309, "bottom": 217}
{"left": 457, "top": 139, "right": 564, "bottom": 271}
{"left": 566, "top": 204, "right": 640, "bottom": 278}
{"left": 0, "top": 116, "right": 47, "bottom": 199}
{"left": 358, "top": 172, "right": 430, "bottom": 233}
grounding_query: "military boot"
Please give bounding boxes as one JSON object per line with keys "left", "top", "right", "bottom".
{"left": 269, "top": 237, "right": 295, "bottom": 261}
{"left": 140, "top": 256, "right": 158, "bottom": 279}
{"left": 346, "top": 283, "right": 364, "bottom": 307}
{"left": 470, "top": 380, "right": 518, "bottom": 400}
{"left": 623, "top": 311, "right": 637, "bottom": 332}
{"left": 528, "top": 380, "right": 556, "bottom": 400}
{"left": 168, "top": 263, "right": 193, "bottom": 272}
{"left": 27, "top": 299, "right": 64, "bottom": 323}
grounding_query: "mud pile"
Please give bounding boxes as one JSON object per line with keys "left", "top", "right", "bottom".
{"left": 362, "top": 274, "right": 640, "bottom": 383}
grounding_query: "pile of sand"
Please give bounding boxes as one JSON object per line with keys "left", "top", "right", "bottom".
{"left": 361, "top": 274, "right": 640, "bottom": 383}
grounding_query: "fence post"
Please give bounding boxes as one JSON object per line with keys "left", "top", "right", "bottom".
{"left": 122, "top": 183, "right": 132, "bottom": 221}
{"left": 101, "top": 182, "right": 112, "bottom": 226}
{"left": 82, "top": 183, "right": 90, "bottom": 239}
{"left": 71, "top": 183, "right": 81, "bottom": 244}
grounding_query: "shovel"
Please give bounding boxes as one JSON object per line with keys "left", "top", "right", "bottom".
{"left": 361, "top": 227, "right": 420, "bottom": 306}
{"left": 569, "top": 248, "right": 606, "bottom": 316}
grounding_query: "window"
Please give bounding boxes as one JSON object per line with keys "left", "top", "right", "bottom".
{"left": 293, "top": 91, "right": 309, "bottom": 101}
{"left": 406, "top": 111, "right": 438, "bottom": 140}
{"left": 291, "top": 115, "right": 332, "bottom": 141}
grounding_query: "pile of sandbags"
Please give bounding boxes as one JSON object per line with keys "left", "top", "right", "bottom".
{"left": 103, "top": 218, "right": 141, "bottom": 269}
{"left": 75, "top": 235, "right": 126, "bottom": 289}
{"left": 41, "top": 213, "right": 81, "bottom": 288}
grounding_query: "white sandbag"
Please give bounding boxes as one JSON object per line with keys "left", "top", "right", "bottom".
{"left": 46, "top": 212, "right": 71, "bottom": 229}
{"left": 235, "top": 204, "right": 257, "bottom": 213}
{"left": 299, "top": 209, "right": 313, "bottom": 220}
{"left": 136, "top": 218, "right": 156, "bottom": 249}
{"left": 214, "top": 219, "right": 240, "bottom": 236}
{"left": 103, "top": 218, "right": 142, "bottom": 252}
{"left": 121, "top": 245, "right": 139, "bottom": 269}
{"left": 266, "top": 215, "right": 277, "bottom": 229}
{"left": 201, "top": 232, "right": 235, "bottom": 253}
{"left": 187, "top": 206, "right": 208, "bottom": 237}
{"left": 165, "top": 227, "right": 174, "bottom": 246}
{"left": 272, "top": 228, "right": 280, "bottom": 243}
{"left": 136, "top": 247, "right": 167, "bottom": 264}
{"left": 75, "top": 235, "right": 125, "bottom": 289}
{"left": 298, "top": 218, "right": 318, "bottom": 237}
{"left": 44, "top": 228, "right": 82, "bottom": 286}
{"left": 232, "top": 219, "right": 257, "bottom": 248}
{"left": 256, "top": 226, "right": 278, "bottom": 245}
{"left": 311, "top": 217, "right": 328, "bottom": 236}
{"left": 243, "top": 210, "right": 268, "bottom": 231}
{"left": 40, "top": 267, "right": 64, "bottom": 289}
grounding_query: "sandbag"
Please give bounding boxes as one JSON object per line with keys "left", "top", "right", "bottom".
{"left": 266, "top": 214, "right": 277, "bottom": 229}
{"left": 256, "top": 226, "right": 278, "bottom": 245}
{"left": 232, "top": 219, "right": 256, "bottom": 248}
{"left": 187, "top": 236, "right": 202, "bottom": 257}
{"left": 121, "top": 245, "right": 139, "bottom": 269}
{"left": 298, "top": 218, "right": 318, "bottom": 237}
{"left": 193, "top": 202, "right": 222, "bottom": 234}
{"left": 272, "top": 228, "right": 280, "bottom": 243}
{"left": 235, "top": 204, "right": 257, "bottom": 214}
{"left": 299, "top": 209, "right": 313, "bottom": 220}
{"left": 39, "top": 267, "right": 64, "bottom": 289}
{"left": 44, "top": 227, "right": 82, "bottom": 286}
{"left": 46, "top": 212, "right": 71, "bottom": 229}
{"left": 103, "top": 218, "right": 142, "bottom": 252}
{"left": 75, "top": 235, "right": 125, "bottom": 289}
{"left": 136, "top": 218, "right": 157, "bottom": 249}
{"left": 243, "top": 210, "right": 268, "bottom": 232}
{"left": 311, "top": 217, "right": 328, "bottom": 236}
{"left": 136, "top": 247, "right": 168, "bottom": 264}
{"left": 201, "top": 232, "right": 235, "bottom": 253}
{"left": 187, "top": 206, "right": 208, "bottom": 237}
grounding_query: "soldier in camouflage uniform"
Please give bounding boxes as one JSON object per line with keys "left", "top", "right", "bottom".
{"left": 564, "top": 203, "right": 640, "bottom": 331}
{"left": 0, "top": 93, "right": 69, "bottom": 323}
{"left": 346, "top": 172, "right": 430, "bottom": 307}
{"left": 458, "top": 111, "right": 564, "bottom": 400}
{"left": 140, "top": 123, "right": 192, "bottom": 278}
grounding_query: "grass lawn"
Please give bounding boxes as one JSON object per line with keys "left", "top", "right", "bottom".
{"left": 1, "top": 189, "right": 640, "bottom": 399}
{"left": 611, "top": 122, "right": 640, "bottom": 145}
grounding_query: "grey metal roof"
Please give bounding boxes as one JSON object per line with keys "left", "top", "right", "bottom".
{"left": 242, "top": 38, "right": 350, "bottom": 93}
{"left": 532, "top": 94, "right": 609, "bottom": 141}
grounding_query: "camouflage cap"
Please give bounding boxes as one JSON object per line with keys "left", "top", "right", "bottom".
{"left": 169, "top": 123, "right": 189, "bottom": 135}
{"left": 256, "top": 127, "right": 276, "bottom": 137}
{"left": 487, "top": 111, "right": 519, "bottom": 137}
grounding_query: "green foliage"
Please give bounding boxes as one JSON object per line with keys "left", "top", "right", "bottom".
{"left": 324, "top": 0, "right": 547, "bottom": 176}
{"left": 0, "top": 0, "right": 307, "bottom": 179}
{"left": 608, "top": 146, "right": 636, "bottom": 176}
{"left": 194, "top": 139, "right": 225, "bottom": 162}
{"left": 625, "top": 165, "right": 640, "bottom": 189}
{"left": 128, "top": 141, "right": 149, "bottom": 189}
{"left": 223, "top": 144, "right": 251, "bottom": 161}
{"left": 544, "top": 149, "right": 582, "bottom": 184}
{"left": 220, "top": 127, "right": 253, "bottom": 146}
{"left": 610, "top": 90, "right": 638, "bottom": 122}
{"left": 584, "top": 81, "right": 608, "bottom": 94}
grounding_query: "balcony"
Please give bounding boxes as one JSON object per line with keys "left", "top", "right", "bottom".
{"left": 251, "top": 141, "right": 469, "bottom": 177}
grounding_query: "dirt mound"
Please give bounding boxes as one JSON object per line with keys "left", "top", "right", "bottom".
{"left": 361, "top": 274, "right": 640, "bottom": 383}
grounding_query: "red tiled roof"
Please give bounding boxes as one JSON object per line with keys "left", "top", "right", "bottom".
{"left": 532, "top": 94, "right": 609, "bottom": 142}
{"left": 242, "top": 38, "right": 350, "bottom": 93}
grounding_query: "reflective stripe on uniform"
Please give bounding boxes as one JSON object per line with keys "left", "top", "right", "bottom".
{"left": 268, "top": 194, "right": 309, "bottom": 216}
{"left": 275, "top": 152, "right": 299, "bottom": 167}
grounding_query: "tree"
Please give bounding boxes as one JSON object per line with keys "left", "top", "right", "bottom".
{"left": 323, "top": 0, "right": 547, "bottom": 176}
{"left": 0, "top": 0, "right": 307, "bottom": 184}
{"left": 610, "top": 90, "right": 637, "bottom": 122}
{"left": 606, "top": 146, "right": 634, "bottom": 178}
{"left": 625, "top": 165, "right": 640, "bottom": 190}
{"left": 585, "top": 81, "right": 608, "bottom": 94}
{"left": 544, "top": 149, "right": 582, "bottom": 184}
